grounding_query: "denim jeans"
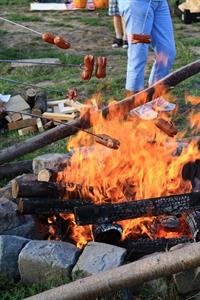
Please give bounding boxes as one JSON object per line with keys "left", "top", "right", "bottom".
{"left": 121, "top": 0, "right": 176, "bottom": 91}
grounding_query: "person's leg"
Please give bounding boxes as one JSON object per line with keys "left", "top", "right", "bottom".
{"left": 109, "top": 0, "right": 123, "bottom": 47}
{"left": 123, "top": 0, "right": 154, "bottom": 92}
{"left": 149, "top": 0, "right": 176, "bottom": 85}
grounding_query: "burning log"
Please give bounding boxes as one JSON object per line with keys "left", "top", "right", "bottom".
{"left": 12, "top": 179, "right": 65, "bottom": 199}
{"left": 120, "top": 237, "right": 193, "bottom": 260}
{"left": 183, "top": 210, "right": 200, "bottom": 242}
{"left": 75, "top": 192, "right": 200, "bottom": 225}
{"left": 18, "top": 197, "right": 92, "bottom": 215}
{"left": 23, "top": 241, "right": 200, "bottom": 300}
{"left": 93, "top": 223, "right": 123, "bottom": 244}
{"left": 0, "top": 60, "right": 199, "bottom": 164}
{"left": 0, "top": 160, "right": 32, "bottom": 179}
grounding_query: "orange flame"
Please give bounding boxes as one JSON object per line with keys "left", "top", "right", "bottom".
{"left": 55, "top": 92, "right": 199, "bottom": 246}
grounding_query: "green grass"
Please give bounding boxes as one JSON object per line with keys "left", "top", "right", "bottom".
{"left": 7, "top": 14, "right": 42, "bottom": 22}
{"left": 0, "top": 273, "right": 71, "bottom": 300}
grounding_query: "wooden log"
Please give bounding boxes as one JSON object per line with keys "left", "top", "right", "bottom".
{"left": 32, "top": 92, "right": 47, "bottom": 115}
{"left": 119, "top": 237, "right": 193, "bottom": 260}
{"left": 0, "top": 160, "right": 32, "bottom": 179}
{"left": 75, "top": 192, "right": 200, "bottom": 225}
{"left": 26, "top": 88, "right": 37, "bottom": 108}
{"left": 183, "top": 210, "right": 200, "bottom": 241}
{"left": 12, "top": 178, "right": 93, "bottom": 200}
{"left": 12, "top": 179, "right": 65, "bottom": 199}
{"left": 7, "top": 119, "right": 37, "bottom": 131}
{"left": 0, "top": 60, "right": 199, "bottom": 164}
{"left": 37, "top": 169, "right": 58, "bottom": 182}
{"left": 42, "top": 112, "right": 75, "bottom": 121}
{"left": 18, "top": 125, "right": 38, "bottom": 136}
{"left": 18, "top": 197, "right": 92, "bottom": 215}
{"left": 23, "top": 241, "right": 200, "bottom": 300}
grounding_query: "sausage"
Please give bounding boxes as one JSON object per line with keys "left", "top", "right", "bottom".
{"left": 95, "top": 57, "right": 107, "bottom": 79}
{"left": 54, "top": 36, "right": 71, "bottom": 49}
{"left": 131, "top": 34, "right": 151, "bottom": 44}
{"left": 42, "top": 32, "right": 55, "bottom": 45}
{"left": 81, "top": 55, "right": 94, "bottom": 81}
{"left": 95, "top": 134, "right": 120, "bottom": 150}
{"left": 155, "top": 118, "right": 178, "bottom": 137}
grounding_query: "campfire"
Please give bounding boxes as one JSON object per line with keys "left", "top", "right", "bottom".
{"left": 12, "top": 88, "right": 200, "bottom": 257}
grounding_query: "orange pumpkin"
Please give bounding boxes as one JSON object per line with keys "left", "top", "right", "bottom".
{"left": 93, "top": 0, "right": 108, "bottom": 9}
{"left": 73, "top": 0, "right": 87, "bottom": 8}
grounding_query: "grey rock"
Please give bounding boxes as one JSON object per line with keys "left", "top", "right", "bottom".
{"left": 0, "top": 235, "right": 29, "bottom": 279}
{"left": 72, "top": 242, "right": 126, "bottom": 280}
{"left": 19, "top": 240, "right": 80, "bottom": 284}
{"left": 0, "top": 197, "right": 36, "bottom": 239}
{"left": 32, "top": 153, "right": 70, "bottom": 174}
{"left": 173, "top": 267, "right": 200, "bottom": 294}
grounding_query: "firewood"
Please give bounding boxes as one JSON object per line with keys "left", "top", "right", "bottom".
{"left": 18, "top": 125, "right": 38, "bottom": 136}
{"left": 74, "top": 192, "right": 200, "bottom": 225}
{"left": 8, "top": 119, "right": 37, "bottom": 131}
{"left": 12, "top": 179, "right": 65, "bottom": 199}
{"left": 0, "top": 60, "right": 199, "bottom": 164}
{"left": 0, "top": 160, "right": 32, "bottom": 179}
{"left": 42, "top": 112, "right": 75, "bottom": 121}
{"left": 26, "top": 88, "right": 37, "bottom": 108}
{"left": 32, "top": 92, "right": 47, "bottom": 116}
{"left": 10, "top": 112, "right": 22, "bottom": 122}
{"left": 4, "top": 94, "right": 30, "bottom": 112}
{"left": 119, "top": 237, "right": 193, "bottom": 260}
{"left": 37, "top": 169, "right": 58, "bottom": 182}
{"left": 18, "top": 197, "right": 92, "bottom": 215}
{"left": 23, "top": 242, "right": 200, "bottom": 300}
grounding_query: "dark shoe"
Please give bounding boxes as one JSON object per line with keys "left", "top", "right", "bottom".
{"left": 112, "top": 37, "right": 123, "bottom": 48}
{"left": 122, "top": 40, "right": 128, "bottom": 49}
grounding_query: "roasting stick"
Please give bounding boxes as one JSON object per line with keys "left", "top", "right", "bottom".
{"left": 5, "top": 110, "right": 120, "bottom": 150}
{"left": 0, "top": 16, "right": 70, "bottom": 49}
{"left": 0, "top": 59, "right": 82, "bottom": 68}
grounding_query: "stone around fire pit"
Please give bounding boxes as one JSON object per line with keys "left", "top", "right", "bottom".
{"left": 72, "top": 242, "right": 127, "bottom": 280}
{"left": 0, "top": 235, "right": 29, "bottom": 279}
{"left": 32, "top": 153, "right": 71, "bottom": 174}
{"left": 18, "top": 240, "right": 80, "bottom": 285}
{"left": 0, "top": 197, "right": 35, "bottom": 239}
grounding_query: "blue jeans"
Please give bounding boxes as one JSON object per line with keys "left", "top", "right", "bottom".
{"left": 121, "top": 0, "right": 176, "bottom": 91}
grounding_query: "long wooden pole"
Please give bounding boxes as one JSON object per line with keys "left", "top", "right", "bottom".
{"left": 0, "top": 60, "right": 199, "bottom": 164}
{"left": 24, "top": 241, "right": 200, "bottom": 300}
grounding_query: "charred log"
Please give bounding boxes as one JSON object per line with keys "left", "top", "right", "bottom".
{"left": 75, "top": 192, "right": 200, "bottom": 225}
{"left": 32, "top": 92, "right": 47, "bottom": 115}
{"left": 183, "top": 210, "right": 200, "bottom": 242}
{"left": 120, "top": 237, "right": 193, "bottom": 261}
{"left": 93, "top": 223, "right": 123, "bottom": 244}
{"left": 18, "top": 197, "right": 92, "bottom": 215}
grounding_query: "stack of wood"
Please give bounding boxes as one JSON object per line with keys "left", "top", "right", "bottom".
{"left": 3, "top": 91, "right": 45, "bottom": 136}
{"left": 0, "top": 89, "right": 93, "bottom": 134}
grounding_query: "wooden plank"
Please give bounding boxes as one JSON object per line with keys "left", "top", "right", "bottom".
{"left": 30, "top": 3, "right": 68, "bottom": 11}
{"left": 42, "top": 112, "right": 75, "bottom": 121}
{"left": 47, "top": 99, "right": 69, "bottom": 107}
{"left": 18, "top": 126, "right": 38, "bottom": 136}
{"left": 11, "top": 58, "right": 61, "bottom": 68}
{"left": 10, "top": 112, "right": 22, "bottom": 122}
{"left": 8, "top": 119, "right": 37, "bottom": 131}
{"left": 36, "top": 118, "right": 44, "bottom": 132}
{"left": 5, "top": 95, "right": 30, "bottom": 112}
{"left": 58, "top": 103, "right": 78, "bottom": 114}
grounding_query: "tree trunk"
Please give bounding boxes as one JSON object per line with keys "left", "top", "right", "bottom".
{"left": 0, "top": 160, "right": 32, "bottom": 179}
{"left": 18, "top": 197, "right": 92, "bottom": 215}
{"left": 24, "top": 241, "right": 200, "bottom": 300}
{"left": 0, "top": 60, "right": 199, "bottom": 164}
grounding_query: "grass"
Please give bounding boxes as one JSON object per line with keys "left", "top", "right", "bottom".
{"left": 0, "top": 273, "right": 71, "bottom": 300}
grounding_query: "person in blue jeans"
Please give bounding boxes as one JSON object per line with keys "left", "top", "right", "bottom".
{"left": 120, "top": 0, "right": 176, "bottom": 93}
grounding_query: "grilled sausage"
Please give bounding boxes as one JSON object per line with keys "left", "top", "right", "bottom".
{"left": 95, "top": 56, "right": 107, "bottom": 79}
{"left": 54, "top": 36, "right": 71, "bottom": 49}
{"left": 81, "top": 55, "right": 94, "bottom": 81}
{"left": 42, "top": 32, "right": 55, "bottom": 44}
